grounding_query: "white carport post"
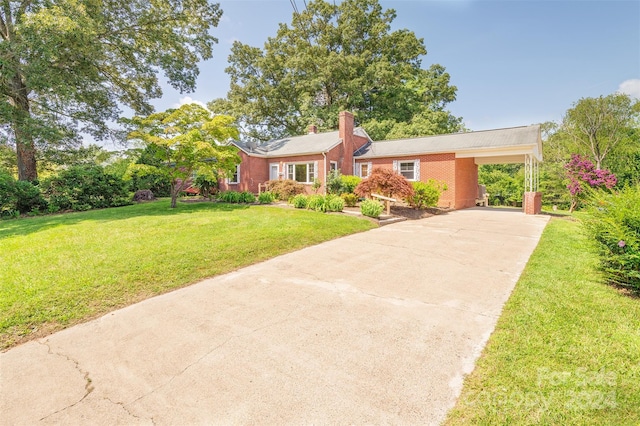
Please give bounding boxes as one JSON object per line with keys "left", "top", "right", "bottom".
{"left": 523, "top": 154, "right": 541, "bottom": 214}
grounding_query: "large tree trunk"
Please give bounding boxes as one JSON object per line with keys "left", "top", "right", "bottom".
{"left": 10, "top": 74, "right": 38, "bottom": 181}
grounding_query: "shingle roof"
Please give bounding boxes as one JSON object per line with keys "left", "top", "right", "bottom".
{"left": 234, "top": 127, "right": 371, "bottom": 157}
{"left": 234, "top": 131, "right": 341, "bottom": 157}
{"left": 354, "top": 125, "right": 541, "bottom": 159}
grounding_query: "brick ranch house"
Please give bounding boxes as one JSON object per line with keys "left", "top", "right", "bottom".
{"left": 220, "top": 111, "right": 543, "bottom": 213}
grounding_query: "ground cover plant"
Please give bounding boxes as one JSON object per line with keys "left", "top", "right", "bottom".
{"left": 0, "top": 200, "right": 375, "bottom": 349}
{"left": 446, "top": 218, "right": 640, "bottom": 425}
{"left": 360, "top": 199, "right": 384, "bottom": 218}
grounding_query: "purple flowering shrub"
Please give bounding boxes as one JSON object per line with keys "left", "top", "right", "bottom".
{"left": 565, "top": 154, "right": 617, "bottom": 212}
{"left": 583, "top": 185, "right": 640, "bottom": 291}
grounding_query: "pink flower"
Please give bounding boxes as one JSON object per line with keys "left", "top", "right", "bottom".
{"left": 618, "top": 240, "right": 626, "bottom": 248}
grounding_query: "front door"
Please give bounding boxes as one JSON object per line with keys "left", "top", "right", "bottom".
{"left": 269, "top": 163, "right": 279, "bottom": 180}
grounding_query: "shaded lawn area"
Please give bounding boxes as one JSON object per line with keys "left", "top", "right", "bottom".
{"left": 0, "top": 200, "right": 375, "bottom": 349}
{"left": 446, "top": 218, "right": 640, "bottom": 425}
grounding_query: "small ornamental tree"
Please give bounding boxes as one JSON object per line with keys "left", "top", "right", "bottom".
{"left": 354, "top": 167, "right": 414, "bottom": 199}
{"left": 565, "top": 154, "right": 617, "bottom": 212}
{"left": 127, "top": 104, "right": 240, "bottom": 208}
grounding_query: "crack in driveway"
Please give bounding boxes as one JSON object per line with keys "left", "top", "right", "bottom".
{"left": 37, "top": 339, "right": 94, "bottom": 421}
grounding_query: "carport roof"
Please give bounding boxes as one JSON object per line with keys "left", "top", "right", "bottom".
{"left": 354, "top": 125, "right": 542, "bottom": 163}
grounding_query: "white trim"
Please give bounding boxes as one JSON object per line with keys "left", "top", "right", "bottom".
{"left": 398, "top": 159, "right": 419, "bottom": 181}
{"left": 227, "top": 164, "right": 240, "bottom": 184}
{"left": 330, "top": 161, "right": 338, "bottom": 171}
{"left": 285, "top": 161, "right": 317, "bottom": 184}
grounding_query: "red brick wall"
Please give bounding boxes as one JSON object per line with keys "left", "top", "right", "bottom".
{"left": 355, "top": 154, "right": 457, "bottom": 208}
{"left": 454, "top": 157, "right": 478, "bottom": 209}
{"left": 354, "top": 154, "right": 480, "bottom": 210}
{"left": 218, "top": 151, "right": 268, "bottom": 193}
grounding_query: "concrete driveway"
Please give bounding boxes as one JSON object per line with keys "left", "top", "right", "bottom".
{"left": 1, "top": 208, "right": 549, "bottom": 425}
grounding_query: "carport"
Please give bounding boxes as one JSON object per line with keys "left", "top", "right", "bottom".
{"left": 354, "top": 124, "right": 544, "bottom": 213}
{"left": 455, "top": 125, "right": 544, "bottom": 214}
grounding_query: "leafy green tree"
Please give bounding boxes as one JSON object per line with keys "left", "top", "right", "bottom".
{"left": 479, "top": 165, "right": 525, "bottom": 206}
{"left": 209, "top": 0, "right": 461, "bottom": 142}
{"left": 126, "top": 104, "right": 240, "bottom": 208}
{"left": 1, "top": 0, "right": 223, "bottom": 181}
{"left": 559, "top": 93, "right": 639, "bottom": 170}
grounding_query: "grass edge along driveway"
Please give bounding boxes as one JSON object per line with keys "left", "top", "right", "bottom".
{"left": 446, "top": 217, "right": 640, "bottom": 425}
{"left": 0, "top": 200, "right": 375, "bottom": 350}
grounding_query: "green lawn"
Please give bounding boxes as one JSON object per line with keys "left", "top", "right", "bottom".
{"left": 0, "top": 200, "right": 375, "bottom": 349}
{"left": 446, "top": 218, "right": 640, "bottom": 425}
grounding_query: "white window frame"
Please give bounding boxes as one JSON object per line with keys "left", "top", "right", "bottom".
{"left": 228, "top": 164, "right": 240, "bottom": 184}
{"left": 285, "top": 162, "right": 317, "bottom": 184}
{"left": 393, "top": 159, "right": 420, "bottom": 181}
{"left": 330, "top": 161, "right": 338, "bottom": 172}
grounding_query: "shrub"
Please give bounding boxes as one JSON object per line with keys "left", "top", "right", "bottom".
{"left": 326, "top": 172, "right": 361, "bottom": 195}
{"left": 583, "top": 186, "right": 640, "bottom": 290}
{"left": 326, "top": 170, "right": 343, "bottom": 194}
{"left": 340, "top": 175, "right": 361, "bottom": 194}
{"left": 14, "top": 180, "right": 48, "bottom": 214}
{"left": 325, "top": 194, "right": 344, "bottom": 212}
{"left": 42, "top": 166, "right": 130, "bottom": 212}
{"left": 218, "top": 191, "right": 241, "bottom": 203}
{"left": 354, "top": 167, "right": 414, "bottom": 199}
{"left": 407, "top": 179, "right": 447, "bottom": 209}
{"left": 239, "top": 191, "right": 256, "bottom": 203}
{"left": 265, "top": 179, "right": 305, "bottom": 200}
{"left": 291, "top": 194, "right": 308, "bottom": 209}
{"left": 306, "top": 194, "right": 327, "bottom": 212}
{"left": 0, "top": 170, "right": 18, "bottom": 217}
{"left": 123, "top": 164, "right": 171, "bottom": 197}
{"left": 217, "top": 190, "right": 255, "bottom": 203}
{"left": 341, "top": 193, "right": 359, "bottom": 207}
{"left": 258, "top": 191, "right": 276, "bottom": 204}
{"left": 193, "top": 173, "right": 217, "bottom": 200}
{"left": 360, "top": 199, "right": 384, "bottom": 218}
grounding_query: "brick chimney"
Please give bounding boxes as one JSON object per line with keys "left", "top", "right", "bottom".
{"left": 308, "top": 124, "right": 318, "bottom": 134}
{"left": 339, "top": 111, "right": 355, "bottom": 174}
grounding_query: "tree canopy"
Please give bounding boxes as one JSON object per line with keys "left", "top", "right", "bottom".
{"left": 126, "top": 103, "right": 240, "bottom": 208}
{"left": 209, "top": 0, "right": 461, "bottom": 142}
{"left": 559, "top": 93, "right": 639, "bottom": 170}
{"left": 1, "top": 0, "right": 223, "bottom": 181}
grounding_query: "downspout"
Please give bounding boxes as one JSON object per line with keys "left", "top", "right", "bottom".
{"left": 322, "top": 152, "right": 327, "bottom": 195}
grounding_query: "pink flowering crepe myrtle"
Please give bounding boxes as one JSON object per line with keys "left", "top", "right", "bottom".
{"left": 564, "top": 154, "right": 617, "bottom": 211}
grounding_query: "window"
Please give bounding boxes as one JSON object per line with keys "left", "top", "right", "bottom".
{"left": 330, "top": 161, "right": 338, "bottom": 172}
{"left": 359, "top": 162, "right": 371, "bottom": 178}
{"left": 286, "top": 162, "right": 316, "bottom": 183}
{"left": 399, "top": 161, "right": 417, "bottom": 181}
{"left": 228, "top": 164, "right": 240, "bottom": 184}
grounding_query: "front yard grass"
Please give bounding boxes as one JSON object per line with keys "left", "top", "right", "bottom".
{"left": 0, "top": 200, "right": 375, "bottom": 349}
{"left": 446, "top": 218, "right": 640, "bottom": 425}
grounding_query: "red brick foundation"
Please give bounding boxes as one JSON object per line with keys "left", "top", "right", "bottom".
{"left": 523, "top": 192, "right": 542, "bottom": 215}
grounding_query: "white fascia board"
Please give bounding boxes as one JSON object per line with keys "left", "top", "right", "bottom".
{"left": 455, "top": 145, "right": 542, "bottom": 161}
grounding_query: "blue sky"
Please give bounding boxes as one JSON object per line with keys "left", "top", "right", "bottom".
{"left": 153, "top": 0, "right": 640, "bottom": 134}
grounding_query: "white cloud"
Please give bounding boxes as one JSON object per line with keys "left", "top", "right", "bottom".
{"left": 618, "top": 79, "right": 640, "bottom": 99}
{"left": 174, "top": 96, "right": 207, "bottom": 109}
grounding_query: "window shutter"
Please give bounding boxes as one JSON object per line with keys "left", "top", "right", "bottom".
{"left": 314, "top": 161, "right": 318, "bottom": 180}
{"left": 367, "top": 162, "right": 372, "bottom": 176}
{"left": 414, "top": 160, "right": 420, "bottom": 181}
{"left": 392, "top": 160, "right": 398, "bottom": 172}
